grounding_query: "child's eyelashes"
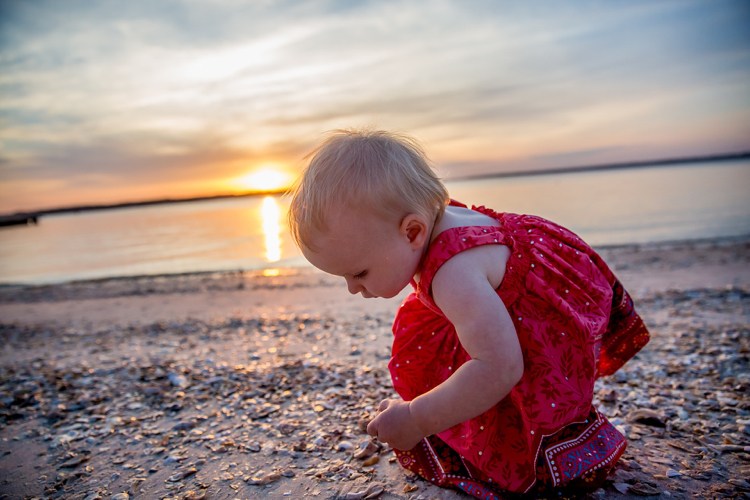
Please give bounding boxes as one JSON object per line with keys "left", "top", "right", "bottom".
{"left": 353, "top": 270, "right": 368, "bottom": 280}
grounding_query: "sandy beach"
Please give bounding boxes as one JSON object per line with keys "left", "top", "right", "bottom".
{"left": 0, "top": 238, "right": 748, "bottom": 499}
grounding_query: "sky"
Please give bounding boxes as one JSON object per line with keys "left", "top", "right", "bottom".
{"left": 1, "top": 0, "right": 749, "bottom": 213}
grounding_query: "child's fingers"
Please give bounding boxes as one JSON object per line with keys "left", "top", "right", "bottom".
{"left": 377, "top": 399, "right": 391, "bottom": 411}
{"left": 366, "top": 415, "right": 379, "bottom": 437}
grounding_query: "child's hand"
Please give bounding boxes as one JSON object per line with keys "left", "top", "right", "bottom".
{"left": 366, "top": 399, "right": 424, "bottom": 451}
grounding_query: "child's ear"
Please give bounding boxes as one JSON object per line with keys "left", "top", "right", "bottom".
{"left": 400, "top": 214, "right": 429, "bottom": 249}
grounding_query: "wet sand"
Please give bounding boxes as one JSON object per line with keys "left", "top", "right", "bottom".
{"left": 0, "top": 238, "right": 748, "bottom": 499}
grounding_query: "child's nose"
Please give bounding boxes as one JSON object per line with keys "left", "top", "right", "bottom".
{"left": 345, "top": 277, "right": 362, "bottom": 295}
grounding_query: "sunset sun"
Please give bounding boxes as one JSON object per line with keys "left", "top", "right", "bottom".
{"left": 231, "top": 166, "right": 293, "bottom": 193}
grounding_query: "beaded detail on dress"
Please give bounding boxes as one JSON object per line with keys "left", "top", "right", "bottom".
{"left": 388, "top": 201, "right": 649, "bottom": 495}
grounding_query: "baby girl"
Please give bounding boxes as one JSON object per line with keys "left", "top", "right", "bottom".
{"left": 288, "top": 129, "right": 649, "bottom": 497}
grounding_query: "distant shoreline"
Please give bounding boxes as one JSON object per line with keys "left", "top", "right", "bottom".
{"left": 1, "top": 151, "right": 747, "bottom": 221}
{"left": 2, "top": 188, "right": 288, "bottom": 220}
{"left": 446, "top": 150, "right": 750, "bottom": 182}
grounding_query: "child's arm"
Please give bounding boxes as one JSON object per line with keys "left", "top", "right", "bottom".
{"left": 411, "top": 244, "right": 523, "bottom": 435}
{"left": 368, "top": 244, "right": 523, "bottom": 449}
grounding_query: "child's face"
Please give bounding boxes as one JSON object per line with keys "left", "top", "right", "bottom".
{"left": 301, "top": 205, "right": 429, "bottom": 299}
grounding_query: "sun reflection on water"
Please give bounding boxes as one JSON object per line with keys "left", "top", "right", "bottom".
{"left": 261, "top": 196, "right": 282, "bottom": 263}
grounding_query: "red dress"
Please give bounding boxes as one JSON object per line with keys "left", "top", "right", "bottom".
{"left": 389, "top": 202, "right": 650, "bottom": 497}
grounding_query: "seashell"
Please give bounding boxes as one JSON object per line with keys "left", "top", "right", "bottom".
{"left": 353, "top": 439, "right": 381, "bottom": 460}
{"left": 337, "top": 440, "right": 354, "bottom": 452}
{"left": 402, "top": 483, "right": 419, "bottom": 493}
{"left": 167, "top": 466, "right": 197, "bottom": 482}
{"left": 342, "top": 483, "right": 385, "bottom": 499}
{"left": 313, "top": 436, "right": 327, "bottom": 446}
{"left": 246, "top": 470, "right": 282, "bottom": 485}
{"left": 182, "top": 490, "right": 207, "bottom": 500}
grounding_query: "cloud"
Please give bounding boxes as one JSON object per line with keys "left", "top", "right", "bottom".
{"left": 1, "top": 0, "right": 749, "bottom": 212}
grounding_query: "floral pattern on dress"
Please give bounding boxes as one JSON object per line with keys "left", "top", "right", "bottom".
{"left": 388, "top": 202, "right": 650, "bottom": 495}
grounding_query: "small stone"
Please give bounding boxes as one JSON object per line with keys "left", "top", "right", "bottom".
{"left": 313, "top": 436, "right": 327, "bottom": 446}
{"left": 627, "top": 409, "right": 666, "bottom": 428}
{"left": 612, "top": 482, "right": 630, "bottom": 494}
{"left": 728, "top": 478, "right": 750, "bottom": 490}
{"left": 168, "top": 372, "right": 189, "bottom": 388}
{"left": 183, "top": 490, "right": 206, "bottom": 500}
{"left": 247, "top": 471, "right": 282, "bottom": 485}
{"left": 172, "top": 420, "right": 196, "bottom": 432}
{"left": 628, "top": 482, "right": 661, "bottom": 496}
{"left": 167, "top": 466, "right": 197, "bottom": 482}
{"left": 60, "top": 454, "right": 89, "bottom": 468}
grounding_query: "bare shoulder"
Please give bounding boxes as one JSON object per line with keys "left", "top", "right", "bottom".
{"left": 433, "top": 243, "right": 510, "bottom": 295}
{"left": 431, "top": 205, "right": 508, "bottom": 291}
{"left": 432, "top": 205, "right": 500, "bottom": 237}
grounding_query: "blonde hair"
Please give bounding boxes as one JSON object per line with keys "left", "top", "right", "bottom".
{"left": 288, "top": 129, "right": 449, "bottom": 249}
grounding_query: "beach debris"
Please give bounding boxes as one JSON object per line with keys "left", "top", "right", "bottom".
{"left": 168, "top": 372, "right": 189, "bottom": 388}
{"left": 0, "top": 280, "right": 748, "bottom": 498}
{"left": 59, "top": 453, "right": 90, "bottom": 469}
{"left": 246, "top": 470, "right": 283, "bottom": 485}
{"left": 353, "top": 439, "right": 381, "bottom": 460}
{"left": 337, "top": 440, "right": 355, "bottom": 452}
{"left": 627, "top": 409, "right": 666, "bottom": 428}
{"left": 182, "top": 490, "right": 207, "bottom": 500}
{"left": 403, "top": 483, "right": 419, "bottom": 493}
{"left": 167, "top": 466, "right": 197, "bottom": 482}
{"left": 627, "top": 481, "right": 661, "bottom": 496}
{"left": 342, "top": 483, "right": 385, "bottom": 499}
{"left": 612, "top": 482, "right": 630, "bottom": 494}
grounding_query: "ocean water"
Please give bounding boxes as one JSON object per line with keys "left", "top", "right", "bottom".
{"left": 1, "top": 159, "right": 748, "bottom": 285}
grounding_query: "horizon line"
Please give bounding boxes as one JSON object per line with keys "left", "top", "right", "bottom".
{"left": 446, "top": 150, "right": 750, "bottom": 182}
{"left": 3, "top": 150, "right": 748, "bottom": 219}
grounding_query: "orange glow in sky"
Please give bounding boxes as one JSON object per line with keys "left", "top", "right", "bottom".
{"left": 229, "top": 166, "right": 294, "bottom": 193}
{"left": 0, "top": 2, "right": 748, "bottom": 214}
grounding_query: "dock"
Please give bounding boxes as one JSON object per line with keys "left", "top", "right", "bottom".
{"left": 0, "top": 213, "right": 39, "bottom": 227}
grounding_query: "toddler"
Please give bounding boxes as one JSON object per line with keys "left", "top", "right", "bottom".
{"left": 288, "top": 129, "right": 650, "bottom": 497}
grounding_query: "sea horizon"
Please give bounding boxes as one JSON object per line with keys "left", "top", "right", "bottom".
{"left": 2, "top": 150, "right": 747, "bottom": 219}
{"left": 1, "top": 156, "right": 748, "bottom": 286}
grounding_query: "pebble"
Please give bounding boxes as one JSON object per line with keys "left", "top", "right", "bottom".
{"left": 612, "top": 482, "right": 630, "bottom": 494}
{"left": 246, "top": 470, "right": 282, "bottom": 485}
{"left": 627, "top": 409, "right": 666, "bottom": 428}
{"left": 337, "top": 440, "right": 355, "bottom": 452}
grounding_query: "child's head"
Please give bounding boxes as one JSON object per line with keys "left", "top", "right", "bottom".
{"left": 288, "top": 129, "right": 449, "bottom": 251}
